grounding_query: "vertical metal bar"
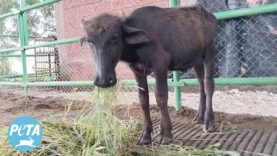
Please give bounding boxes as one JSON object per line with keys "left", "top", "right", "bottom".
{"left": 22, "top": 6, "right": 29, "bottom": 45}
{"left": 169, "top": 0, "right": 180, "bottom": 7}
{"left": 48, "top": 53, "right": 52, "bottom": 77}
{"left": 18, "top": 0, "right": 29, "bottom": 97}
{"left": 173, "top": 71, "right": 182, "bottom": 111}
{"left": 169, "top": 0, "right": 182, "bottom": 111}
{"left": 54, "top": 47, "right": 61, "bottom": 81}
{"left": 34, "top": 42, "right": 38, "bottom": 81}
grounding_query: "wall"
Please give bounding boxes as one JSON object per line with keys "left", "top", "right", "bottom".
{"left": 55, "top": 0, "right": 187, "bottom": 81}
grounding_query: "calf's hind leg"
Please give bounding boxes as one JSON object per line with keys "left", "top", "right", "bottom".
{"left": 193, "top": 62, "right": 206, "bottom": 124}
{"left": 203, "top": 44, "right": 215, "bottom": 132}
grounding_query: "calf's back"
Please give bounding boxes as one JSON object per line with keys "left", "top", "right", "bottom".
{"left": 124, "top": 6, "right": 217, "bottom": 71}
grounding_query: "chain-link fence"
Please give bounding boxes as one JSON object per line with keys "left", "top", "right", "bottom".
{"left": 180, "top": 0, "right": 277, "bottom": 79}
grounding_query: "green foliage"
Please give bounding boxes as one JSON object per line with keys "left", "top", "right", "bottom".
{"left": 0, "top": 0, "right": 18, "bottom": 32}
{"left": 27, "top": 0, "right": 56, "bottom": 37}
{"left": 0, "top": 0, "right": 19, "bottom": 47}
{"left": 0, "top": 0, "right": 55, "bottom": 39}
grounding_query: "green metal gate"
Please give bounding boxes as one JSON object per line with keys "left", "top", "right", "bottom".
{"left": 0, "top": 0, "right": 276, "bottom": 110}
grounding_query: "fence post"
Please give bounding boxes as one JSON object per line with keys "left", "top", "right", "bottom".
{"left": 169, "top": 0, "right": 180, "bottom": 7}
{"left": 173, "top": 71, "right": 182, "bottom": 111}
{"left": 169, "top": 0, "right": 182, "bottom": 111}
{"left": 18, "top": 0, "right": 29, "bottom": 97}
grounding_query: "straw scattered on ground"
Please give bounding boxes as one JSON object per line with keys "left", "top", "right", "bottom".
{"left": 0, "top": 83, "right": 239, "bottom": 156}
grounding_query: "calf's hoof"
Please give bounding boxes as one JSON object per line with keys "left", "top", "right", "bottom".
{"left": 160, "top": 136, "right": 172, "bottom": 145}
{"left": 203, "top": 111, "right": 215, "bottom": 132}
{"left": 137, "top": 132, "right": 151, "bottom": 145}
{"left": 193, "top": 114, "right": 204, "bottom": 124}
{"left": 203, "top": 124, "right": 215, "bottom": 133}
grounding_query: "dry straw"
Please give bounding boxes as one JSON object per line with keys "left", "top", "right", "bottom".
{"left": 0, "top": 82, "right": 239, "bottom": 156}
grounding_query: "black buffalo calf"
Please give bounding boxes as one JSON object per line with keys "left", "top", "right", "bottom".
{"left": 80, "top": 5, "right": 217, "bottom": 145}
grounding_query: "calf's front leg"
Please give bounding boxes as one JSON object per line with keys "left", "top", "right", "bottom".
{"left": 154, "top": 69, "right": 172, "bottom": 144}
{"left": 134, "top": 73, "right": 152, "bottom": 145}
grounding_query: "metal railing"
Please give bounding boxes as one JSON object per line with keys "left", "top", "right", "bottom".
{"left": 0, "top": 0, "right": 276, "bottom": 110}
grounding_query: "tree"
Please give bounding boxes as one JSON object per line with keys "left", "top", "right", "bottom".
{"left": 0, "top": 0, "right": 55, "bottom": 44}
{"left": 27, "top": 0, "right": 56, "bottom": 37}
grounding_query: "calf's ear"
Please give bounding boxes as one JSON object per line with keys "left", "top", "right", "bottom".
{"left": 80, "top": 19, "right": 88, "bottom": 47}
{"left": 80, "top": 37, "right": 86, "bottom": 47}
{"left": 123, "top": 25, "right": 150, "bottom": 45}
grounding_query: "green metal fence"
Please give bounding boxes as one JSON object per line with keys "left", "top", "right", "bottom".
{"left": 0, "top": 0, "right": 277, "bottom": 111}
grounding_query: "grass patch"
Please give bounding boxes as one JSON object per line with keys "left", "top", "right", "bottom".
{"left": 0, "top": 83, "right": 239, "bottom": 156}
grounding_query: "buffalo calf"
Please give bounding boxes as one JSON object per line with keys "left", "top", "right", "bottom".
{"left": 81, "top": 5, "right": 217, "bottom": 145}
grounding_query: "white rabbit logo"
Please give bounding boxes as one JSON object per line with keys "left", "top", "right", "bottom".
{"left": 15, "top": 137, "right": 35, "bottom": 148}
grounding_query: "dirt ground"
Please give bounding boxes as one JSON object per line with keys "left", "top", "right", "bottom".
{"left": 2, "top": 85, "right": 277, "bottom": 117}
{"left": 0, "top": 91, "right": 92, "bottom": 125}
{"left": 1, "top": 90, "right": 277, "bottom": 132}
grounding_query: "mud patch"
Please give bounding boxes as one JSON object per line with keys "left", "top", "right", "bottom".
{"left": 0, "top": 92, "right": 89, "bottom": 125}
{"left": 114, "top": 104, "right": 277, "bottom": 132}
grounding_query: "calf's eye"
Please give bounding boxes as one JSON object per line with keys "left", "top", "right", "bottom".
{"left": 87, "top": 39, "right": 94, "bottom": 44}
{"left": 111, "top": 33, "right": 119, "bottom": 42}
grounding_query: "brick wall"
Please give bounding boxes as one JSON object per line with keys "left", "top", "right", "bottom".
{"left": 55, "top": 0, "right": 187, "bottom": 81}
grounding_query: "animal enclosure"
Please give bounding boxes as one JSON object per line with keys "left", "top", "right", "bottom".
{"left": 0, "top": 0, "right": 276, "bottom": 98}
{"left": 0, "top": 0, "right": 277, "bottom": 155}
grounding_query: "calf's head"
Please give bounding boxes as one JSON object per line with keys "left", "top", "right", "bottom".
{"left": 81, "top": 14, "right": 150, "bottom": 88}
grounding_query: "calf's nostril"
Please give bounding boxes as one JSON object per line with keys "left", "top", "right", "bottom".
{"left": 109, "top": 77, "right": 114, "bottom": 84}
{"left": 95, "top": 77, "right": 99, "bottom": 83}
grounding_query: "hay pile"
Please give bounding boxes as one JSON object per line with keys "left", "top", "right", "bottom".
{"left": 0, "top": 83, "right": 238, "bottom": 156}
{"left": 0, "top": 84, "right": 138, "bottom": 156}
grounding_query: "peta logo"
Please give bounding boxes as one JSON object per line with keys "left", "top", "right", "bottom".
{"left": 8, "top": 116, "right": 43, "bottom": 152}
